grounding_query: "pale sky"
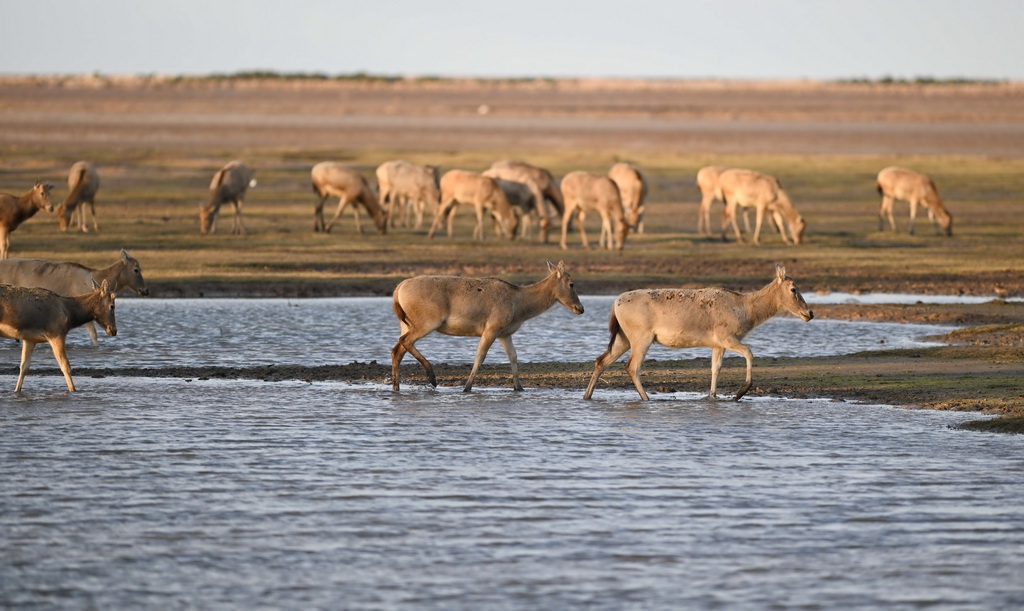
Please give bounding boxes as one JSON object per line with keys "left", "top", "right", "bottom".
{"left": 3, "top": 0, "right": 1022, "bottom": 80}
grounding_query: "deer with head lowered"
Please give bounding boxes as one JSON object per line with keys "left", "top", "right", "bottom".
{"left": 391, "top": 261, "right": 584, "bottom": 392}
{"left": 0, "top": 249, "right": 147, "bottom": 346}
{"left": 876, "top": 166, "right": 953, "bottom": 236}
{"left": 0, "top": 280, "right": 117, "bottom": 392}
{"left": 58, "top": 161, "right": 101, "bottom": 232}
{"left": 312, "top": 162, "right": 388, "bottom": 234}
{"left": 200, "top": 160, "right": 255, "bottom": 235}
{"left": 584, "top": 265, "right": 813, "bottom": 401}
{"left": 0, "top": 182, "right": 54, "bottom": 260}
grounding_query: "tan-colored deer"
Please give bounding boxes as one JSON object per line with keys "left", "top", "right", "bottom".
{"left": 58, "top": 161, "right": 100, "bottom": 232}
{"left": 0, "top": 280, "right": 117, "bottom": 392}
{"left": 312, "top": 162, "right": 388, "bottom": 234}
{"left": 0, "top": 249, "right": 147, "bottom": 346}
{"left": 876, "top": 166, "right": 953, "bottom": 236}
{"left": 200, "top": 161, "right": 255, "bottom": 235}
{"left": 0, "top": 182, "right": 54, "bottom": 260}
{"left": 391, "top": 261, "right": 584, "bottom": 392}
{"left": 696, "top": 165, "right": 728, "bottom": 235}
{"left": 559, "top": 170, "right": 630, "bottom": 250}
{"left": 584, "top": 265, "right": 813, "bottom": 402}
{"left": 483, "top": 160, "right": 564, "bottom": 243}
{"left": 608, "top": 162, "right": 648, "bottom": 233}
{"left": 376, "top": 160, "right": 439, "bottom": 230}
{"left": 718, "top": 169, "right": 806, "bottom": 245}
{"left": 427, "top": 169, "right": 519, "bottom": 240}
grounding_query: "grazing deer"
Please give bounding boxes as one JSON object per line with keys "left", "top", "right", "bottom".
{"left": 608, "top": 162, "right": 648, "bottom": 233}
{"left": 0, "top": 280, "right": 117, "bottom": 392}
{"left": 376, "top": 160, "right": 439, "bottom": 230}
{"left": 200, "top": 160, "right": 255, "bottom": 235}
{"left": 0, "top": 249, "right": 147, "bottom": 346}
{"left": 584, "top": 265, "right": 813, "bottom": 401}
{"left": 312, "top": 162, "right": 387, "bottom": 234}
{"left": 58, "top": 161, "right": 100, "bottom": 232}
{"left": 391, "top": 261, "right": 584, "bottom": 392}
{"left": 696, "top": 165, "right": 728, "bottom": 235}
{"left": 483, "top": 160, "right": 564, "bottom": 243}
{"left": 560, "top": 170, "right": 630, "bottom": 250}
{"left": 0, "top": 182, "right": 54, "bottom": 260}
{"left": 718, "top": 169, "right": 806, "bottom": 246}
{"left": 876, "top": 166, "right": 953, "bottom": 236}
{"left": 428, "top": 170, "right": 519, "bottom": 240}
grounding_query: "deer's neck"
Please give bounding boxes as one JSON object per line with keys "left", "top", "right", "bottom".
{"left": 67, "top": 294, "right": 100, "bottom": 328}
{"left": 517, "top": 274, "right": 558, "bottom": 321}
{"left": 744, "top": 282, "right": 783, "bottom": 330}
{"left": 93, "top": 263, "right": 120, "bottom": 293}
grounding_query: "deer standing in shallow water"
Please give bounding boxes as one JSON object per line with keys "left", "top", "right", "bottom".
{"left": 0, "top": 182, "right": 54, "bottom": 260}
{"left": 876, "top": 166, "right": 953, "bottom": 236}
{"left": 0, "top": 280, "right": 117, "bottom": 392}
{"left": 0, "top": 249, "right": 147, "bottom": 346}
{"left": 391, "top": 261, "right": 584, "bottom": 392}
{"left": 584, "top": 265, "right": 813, "bottom": 401}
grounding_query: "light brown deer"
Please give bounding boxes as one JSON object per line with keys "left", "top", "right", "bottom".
{"left": 0, "top": 249, "right": 147, "bottom": 346}
{"left": 312, "top": 162, "right": 387, "bottom": 234}
{"left": 376, "top": 160, "right": 439, "bottom": 230}
{"left": 696, "top": 165, "right": 728, "bottom": 235}
{"left": 427, "top": 170, "right": 519, "bottom": 240}
{"left": 584, "top": 265, "right": 813, "bottom": 401}
{"left": 0, "top": 280, "right": 117, "bottom": 392}
{"left": 483, "top": 160, "right": 564, "bottom": 243}
{"left": 0, "top": 182, "right": 54, "bottom": 260}
{"left": 876, "top": 166, "right": 953, "bottom": 236}
{"left": 391, "top": 261, "right": 584, "bottom": 392}
{"left": 718, "top": 169, "right": 806, "bottom": 245}
{"left": 58, "top": 161, "right": 100, "bottom": 232}
{"left": 200, "top": 161, "right": 255, "bottom": 235}
{"left": 559, "top": 170, "right": 629, "bottom": 250}
{"left": 608, "top": 162, "right": 648, "bottom": 233}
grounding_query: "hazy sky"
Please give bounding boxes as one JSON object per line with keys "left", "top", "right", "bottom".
{"left": 3, "top": 0, "right": 1022, "bottom": 80}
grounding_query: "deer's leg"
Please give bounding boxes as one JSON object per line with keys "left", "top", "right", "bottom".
{"left": 472, "top": 204, "right": 486, "bottom": 241}
{"left": 709, "top": 346, "right": 725, "bottom": 399}
{"left": 752, "top": 206, "right": 766, "bottom": 245}
{"left": 14, "top": 340, "right": 38, "bottom": 392}
{"left": 314, "top": 193, "right": 328, "bottom": 232}
{"left": 427, "top": 199, "right": 453, "bottom": 239}
{"left": 232, "top": 201, "right": 246, "bottom": 235}
{"left": 88, "top": 202, "right": 99, "bottom": 232}
{"left": 583, "top": 331, "right": 632, "bottom": 399}
{"left": 879, "top": 194, "right": 896, "bottom": 231}
{"left": 724, "top": 341, "right": 754, "bottom": 401}
{"left": 0, "top": 228, "right": 9, "bottom": 260}
{"left": 324, "top": 197, "right": 351, "bottom": 233}
{"left": 559, "top": 204, "right": 575, "bottom": 250}
{"left": 577, "top": 211, "right": 591, "bottom": 249}
{"left": 47, "top": 337, "right": 76, "bottom": 392}
{"left": 908, "top": 199, "right": 918, "bottom": 235}
{"left": 498, "top": 336, "right": 522, "bottom": 391}
{"left": 624, "top": 334, "right": 654, "bottom": 401}
{"left": 393, "top": 331, "right": 437, "bottom": 389}
{"left": 85, "top": 321, "right": 99, "bottom": 347}
{"left": 464, "top": 332, "right": 498, "bottom": 392}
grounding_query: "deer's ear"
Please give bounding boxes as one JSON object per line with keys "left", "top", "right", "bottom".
{"left": 775, "top": 264, "right": 786, "bottom": 282}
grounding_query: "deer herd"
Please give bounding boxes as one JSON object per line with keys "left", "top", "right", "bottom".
{"left": 0, "top": 159, "right": 954, "bottom": 394}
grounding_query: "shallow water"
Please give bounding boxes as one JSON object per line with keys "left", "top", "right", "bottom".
{"left": 2, "top": 379, "right": 1022, "bottom": 609}
{"left": 0, "top": 296, "right": 957, "bottom": 372}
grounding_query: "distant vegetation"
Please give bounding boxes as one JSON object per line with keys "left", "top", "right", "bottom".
{"left": 838, "top": 75, "right": 1006, "bottom": 85}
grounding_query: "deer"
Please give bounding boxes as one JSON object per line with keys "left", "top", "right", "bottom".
{"left": 559, "top": 170, "right": 630, "bottom": 250}
{"left": 375, "top": 160, "right": 439, "bottom": 230}
{"left": 483, "top": 160, "right": 564, "bottom": 243}
{"left": 312, "top": 162, "right": 388, "bottom": 234}
{"left": 0, "top": 249, "right": 147, "bottom": 346}
{"left": 200, "top": 160, "right": 255, "bottom": 235}
{"left": 391, "top": 260, "right": 584, "bottom": 392}
{"left": 0, "top": 280, "right": 117, "bottom": 392}
{"left": 584, "top": 264, "right": 814, "bottom": 402}
{"left": 696, "top": 165, "right": 728, "bottom": 235}
{"left": 876, "top": 166, "right": 953, "bottom": 236}
{"left": 57, "top": 161, "right": 100, "bottom": 232}
{"left": 608, "top": 162, "right": 648, "bottom": 233}
{"left": 0, "top": 182, "right": 54, "bottom": 260}
{"left": 427, "top": 169, "right": 519, "bottom": 241}
{"left": 718, "top": 168, "right": 806, "bottom": 246}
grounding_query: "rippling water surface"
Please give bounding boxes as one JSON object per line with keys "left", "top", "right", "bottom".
{"left": 2, "top": 380, "right": 1022, "bottom": 608}
{"left": 2, "top": 297, "right": 1020, "bottom": 608}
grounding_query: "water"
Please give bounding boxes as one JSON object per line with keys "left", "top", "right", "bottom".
{"left": 2, "top": 297, "right": 1021, "bottom": 608}
{"left": 0, "top": 296, "right": 957, "bottom": 372}
{"left": 2, "top": 380, "right": 1022, "bottom": 608}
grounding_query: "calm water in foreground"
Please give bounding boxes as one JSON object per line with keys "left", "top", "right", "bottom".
{"left": 2, "top": 297, "right": 1021, "bottom": 608}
